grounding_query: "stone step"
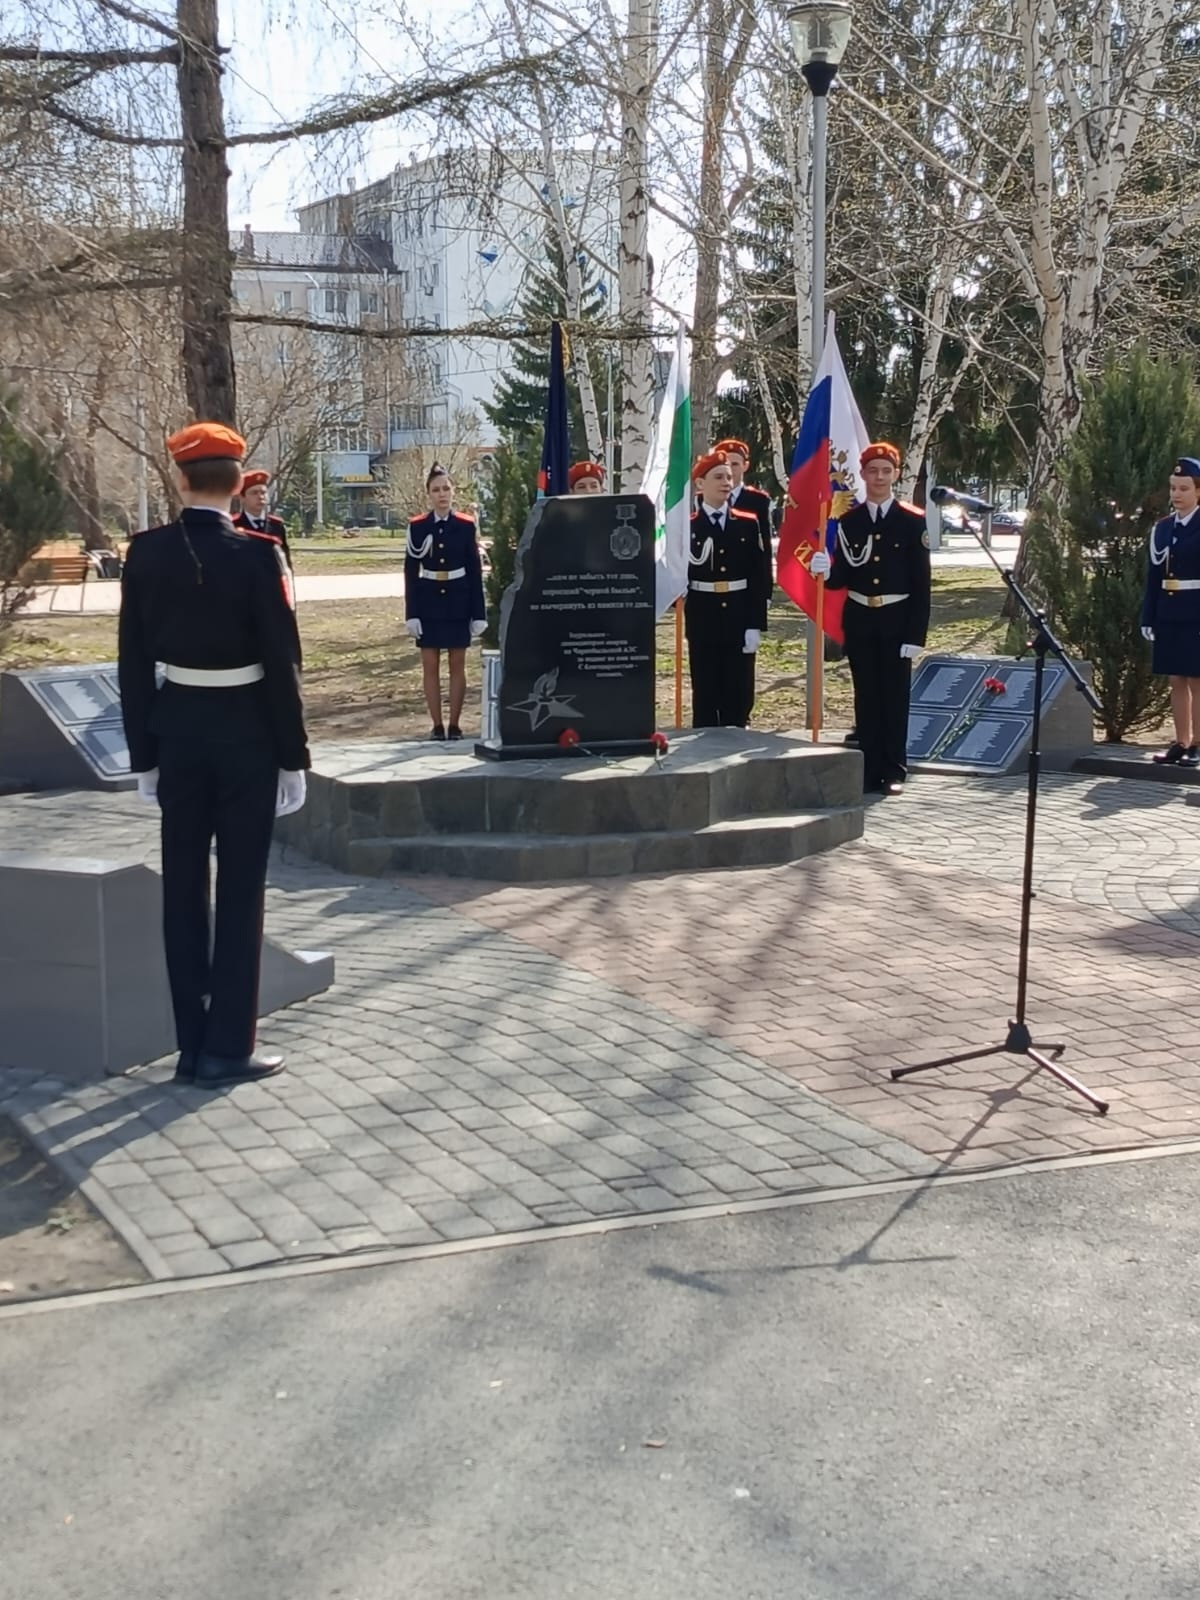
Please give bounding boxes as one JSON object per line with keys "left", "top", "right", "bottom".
{"left": 348, "top": 806, "right": 865, "bottom": 881}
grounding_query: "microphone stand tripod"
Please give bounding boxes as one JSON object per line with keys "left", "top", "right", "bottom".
{"left": 890, "top": 507, "right": 1109, "bottom": 1115}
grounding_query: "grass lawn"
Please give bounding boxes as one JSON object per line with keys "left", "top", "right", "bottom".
{"left": 0, "top": 568, "right": 1010, "bottom": 743}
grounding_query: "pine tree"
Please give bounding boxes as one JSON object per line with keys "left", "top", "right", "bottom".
{"left": 1026, "top": 347, "right": 1200, "bottom": 740}
{"left": 0, "top": 388, "right": 65, "bottom": 618}
{"left": 483, "top": 230, "right": 610, "bottom": 458}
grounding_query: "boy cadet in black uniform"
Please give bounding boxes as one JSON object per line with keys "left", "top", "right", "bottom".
{"left": 811, "top": 441, "right": 930, "bottom": 795}
{"left": 686, "top": 448, "right": 769, "bottom": 727}
{"left": 118, "top": 422, "right": 310, "bottom": 1089}
{"left": 234, "top": 467, "right": 293, "bottom": 569}
{"left": 714, "top": 437, "right": 774, "bottom": 609}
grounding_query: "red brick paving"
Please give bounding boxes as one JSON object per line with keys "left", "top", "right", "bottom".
{"left": 412, "top": 847, "right": 1200, "bottom": 1170}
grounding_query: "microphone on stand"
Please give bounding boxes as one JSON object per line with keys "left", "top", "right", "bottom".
{"left": 929, "top": 485, "right": 997, "bottom": 515}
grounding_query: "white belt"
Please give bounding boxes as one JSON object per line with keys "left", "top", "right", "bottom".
{"left": 690, "top": 579, "right": 748, "bottom": 594}
{"left": 1162, "top": 578, "right": 1200, "bottom": 592}
{"left": 848, "top": 591, "right": 909, "bottom": 609}
{"left": 419, "top": 565, "right": 466, "bottom": 581}
{"left": 163, "top": 663, "right": 264, "bottom": 687}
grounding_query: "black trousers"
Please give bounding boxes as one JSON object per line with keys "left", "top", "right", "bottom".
{"left": 156, "top": 736, "right": 278, "bottom": 1059}
{"left": 843, "top": 603, "right": 913, "bottom": 787}
{"left": 686, "top": 605, "right": 756, "bottom": 727}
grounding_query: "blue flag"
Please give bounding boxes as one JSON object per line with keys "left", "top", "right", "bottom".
{"left": 537, "top": 321, "right": 570, "bottom": 498}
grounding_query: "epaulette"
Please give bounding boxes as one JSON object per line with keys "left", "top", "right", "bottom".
{"left": 243, "top": 527, "right": 283, "bottom": 549}
{"left": 409, "top": 514, "right": 424, "bottom": 523}
{"left": 453, "top": 511, "right": 476, "bottom": 525}
{"left": 730, "top": 505, "right": 758, "bottom": 520}
{"left": 899, "top": 500, "right": 924, "bottom": 517}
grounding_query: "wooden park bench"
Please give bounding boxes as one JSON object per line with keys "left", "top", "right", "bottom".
{"left": 18, "top": 540, "right": 124, "bottom": 609}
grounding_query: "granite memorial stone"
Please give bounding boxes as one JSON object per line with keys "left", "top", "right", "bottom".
{"left": 483, "top": 493, "right": 657, "bottom": 758}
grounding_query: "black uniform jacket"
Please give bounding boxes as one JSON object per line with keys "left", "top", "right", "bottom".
{"left": 729, "top": 481, "right": 774, "bottom": 609}
{"left": 686, "top": 504, "right": 770, "bottom": 632}
{"left": 1142, "top": 513, "right": 1200, "bottom": 629}
{"left": 234, "top": 510, "right": 292, "bottom": 568}
{"left": 826, "top": 498, "right": 931, "bottom": 645}
{"left": 118, "top": 508, "right": 309, "bottom": 774}
{"left": 404, "top": 510, "right": 486, "bottom": 625}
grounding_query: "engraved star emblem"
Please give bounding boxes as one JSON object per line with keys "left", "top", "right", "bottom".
{"left": 506, "top": 668, "right": 581, "bottom": 731}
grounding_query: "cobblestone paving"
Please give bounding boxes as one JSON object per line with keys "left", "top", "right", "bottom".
{"left": 0, "top": 792, "right": 933, "bottom": 1281}
{"left": 3, "top": 770, "right": 1197, "bottom": 1284}
{"left": 864, "top": 771, "right": 1200, "bottom": 936}
{"left": 414, "top": 771, "right": 1200, "bottom": 1171}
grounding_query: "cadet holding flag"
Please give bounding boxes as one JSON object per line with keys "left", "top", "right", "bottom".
{"left": 118, "top": 422, "right": 309, "bottom": 1088}
{"left": 811, "top": 441, "right": 930, "bottom": 795}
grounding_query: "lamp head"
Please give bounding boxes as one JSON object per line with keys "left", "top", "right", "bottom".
{"left": 785, "top": 1, "right": 853, "bottom": 94}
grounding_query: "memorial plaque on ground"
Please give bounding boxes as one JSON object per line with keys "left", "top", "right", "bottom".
{"left": 484, "top": 493, "right": 657, "bottom": 758}
{"left": 906, "top": 653, "right": 1093, "bottom": 775}
{"left": 0, "top": 664, "right": 133, "bottom": 791}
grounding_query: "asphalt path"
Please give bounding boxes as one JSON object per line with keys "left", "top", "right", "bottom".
{"left": 3, "top": 1152, "right": 1195, "bottom": 1600}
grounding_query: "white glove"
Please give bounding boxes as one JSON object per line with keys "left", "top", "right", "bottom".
{"left": 470, "top": 619, "right": 486, "bottom": 639}
{"left": 406, "top": 618, "right": 423, "bottom": 638}
{"left": 135, "top": 769, "right": 159, "bottom": 804}
{"left": 1141, "top": 626, "right": 1154, "bottom": 642}
{"left": 810, "top": 549, "right": 832, "bottom": 578}
{"left": 275, "top": 770, "right": 307, "bottom": 818}
{"left": 899, "top": 643, "right": 922, "bottom": 660}
{"left": 743, "top": 629, "right": 761, "bottom": 654}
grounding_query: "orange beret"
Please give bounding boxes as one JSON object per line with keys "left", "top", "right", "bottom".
{"left": 860, "top": 441, "right": 901, "bottom": 471}
{"left": 167, "top": 421, "right": 245, "bottom": 464}
{"left": 714, "top": 437, "right": 750, "bottom": 462}
{"left": 692, "top": 448, "right": 729, "bottom": 481}
{"left": 568, "top": 461, "right": 605, "bottom": 489}
{"left": 240, "top": 469, "right": 271, "bottom": 490}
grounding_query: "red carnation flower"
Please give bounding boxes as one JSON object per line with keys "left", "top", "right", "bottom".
{"left": 558, "top": 727, "right": 580, "bottom": 748}
{"left": 651, "top": 731, "right": 669, "bottom": 754}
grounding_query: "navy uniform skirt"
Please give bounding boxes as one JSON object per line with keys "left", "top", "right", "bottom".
{"left": 416, "top": 619, "right": 470, "bottom": 651}
{"left": 1152, "top": 620, "right": 1200, "bottom": 678}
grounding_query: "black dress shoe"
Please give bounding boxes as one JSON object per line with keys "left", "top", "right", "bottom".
{"left": 1154, "top": 741, "right": 1186, "bottom": 764}
{"left": 1179, "top": 746, "right": 1199, "bottom": 768}
{"left": 882, "top": 779, "right": 905, "bottom": 796}
{"left": 430, "top": 724, "right": 446, "bottom": 741}
{"left": 843, "top": 728, "right": 860, "bottom": 747}
{"left": 447, "top": 725, "right": 463, "bottom": 741}
{"left": 192, "top": 1050, "right": 285, "bottom": 1088}
{"left": 173, "top": 1050, "right": 197, "bottom": 1084}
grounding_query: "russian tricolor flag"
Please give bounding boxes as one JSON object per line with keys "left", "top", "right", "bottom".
{"left": 776, "top": 316, "right": 870, "bottom": 646}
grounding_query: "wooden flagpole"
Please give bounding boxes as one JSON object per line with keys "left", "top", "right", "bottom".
{"left": 811, "top": 503, "right": 828, "bottom": 745}
{"left": 673, "top": 597, "right": 684, "bottom": 727}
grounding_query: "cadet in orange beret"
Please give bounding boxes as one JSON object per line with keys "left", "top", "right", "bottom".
{"left": 118, "top": 421, "right": 308, "bottom": 1088}
{"left": 810, "top": 441, "right": 930, "bottom": 795}
{"left": 686, "top": 449, "right": 769, "bottom": 726}
{"left": 713, "top": 438, "right": 773, "bottom": 607}
{"left": 234, "top": 468, "right": 293, "bottom": 568}
{"left": 568, "top": 461, "right": 606, "bottom": 494}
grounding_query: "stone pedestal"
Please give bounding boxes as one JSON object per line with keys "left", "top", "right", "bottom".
{"left": 0, "top": 854, "right": 333, "bottom": 1082}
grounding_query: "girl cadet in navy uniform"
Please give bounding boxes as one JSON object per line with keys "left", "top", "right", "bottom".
{"left": 1143, "top": 455, "right": 1200, "bottom": 766}
{"left": 405, "top": 464, "right": 486, "bottom": 740}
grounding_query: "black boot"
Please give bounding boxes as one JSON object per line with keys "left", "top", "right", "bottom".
{"left": 173, "top": 1050, "right": 197, "bottom": 1084}
{"left": 430, "top": 724, "right": 446, "bottom": 741}
{"left": 191, "top": 1050, "right": 285, "bottom": 1089}
{"left": 447, "top": 724, "right": 463, "bottom": 740}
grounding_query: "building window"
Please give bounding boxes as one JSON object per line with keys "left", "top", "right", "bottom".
{"left": 431, "top": 262, "right": 439, "bottom": 287}
{"left": 399, "top": 269, "right": 410, "bottom": 293}
{"left": 364, "top": 292, "right": 379, "bottom": 314}
{"left": 324, "top": 289, "right": 348, "bottom": 317}
{"left": 274, "top": 289, "right": 293, "bottom": 312}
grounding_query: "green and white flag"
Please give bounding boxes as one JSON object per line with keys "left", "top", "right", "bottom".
{"left": 642, "top": 323, "right": 691, "bottom": 617}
